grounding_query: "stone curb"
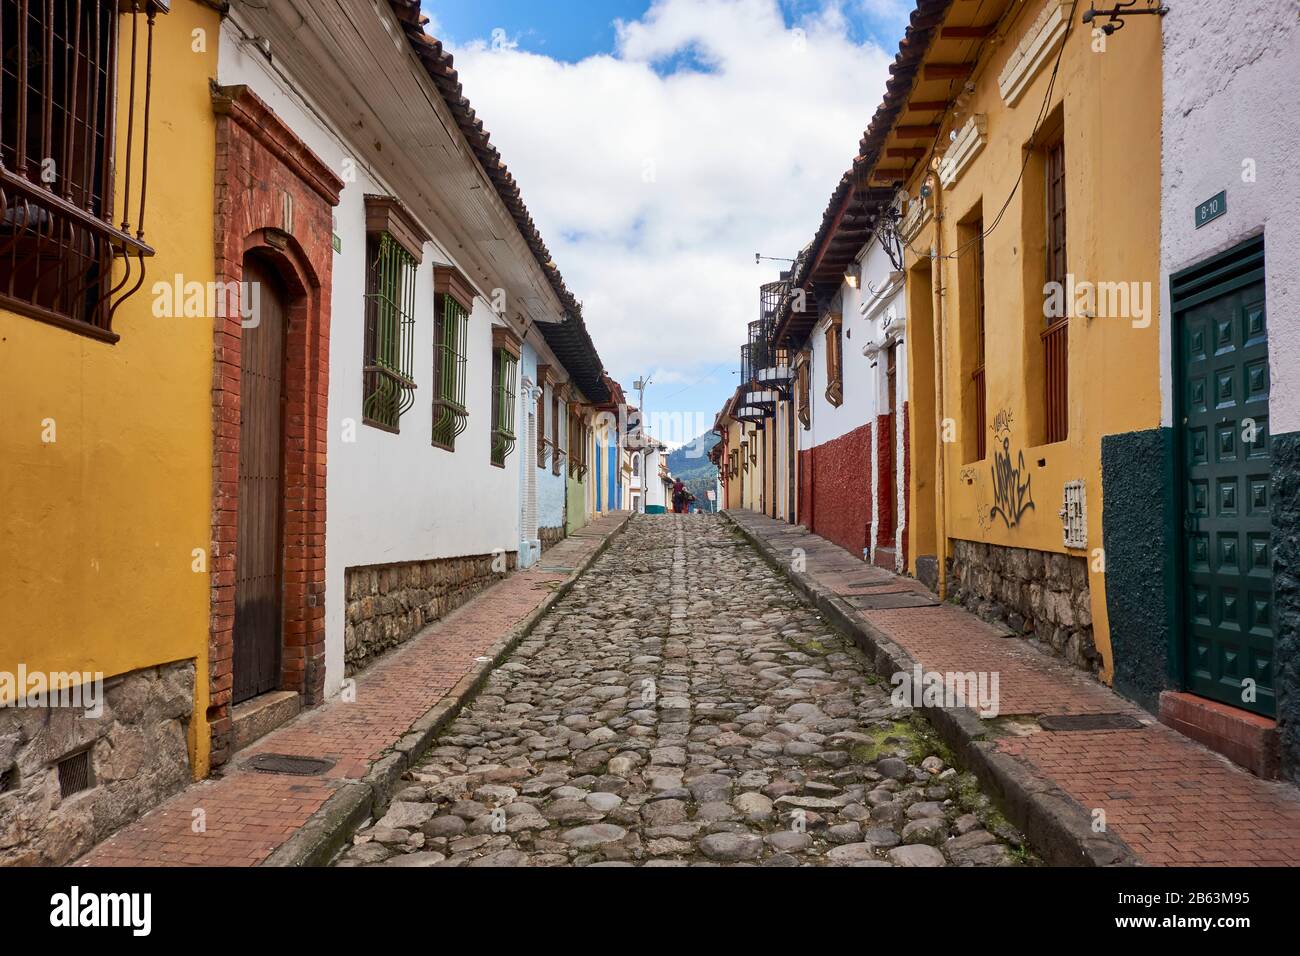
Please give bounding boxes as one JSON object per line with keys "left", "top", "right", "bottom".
{"left": 724, "top": 511, "right": 1138, "bottom": 868}
{"left": 261, "top": 513, "right": 633, "bottom": 867}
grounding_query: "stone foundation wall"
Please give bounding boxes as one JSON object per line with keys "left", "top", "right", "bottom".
{"left": 345, "top": 552, "right": 517, "bottom": 675}
{"left": 540, "top": 526, "right": 566, "bottom": 554}
{"left": 949, "top": 539, "right": 1100, "bottom": 675}
{"left": 0, "top": 661, "right": 195, "bottom": 866}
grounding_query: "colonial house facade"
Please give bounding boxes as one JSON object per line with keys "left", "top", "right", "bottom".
{"left": 214, "top": 0, "right": 614, "bottom": 723}
{"left": 1, "top": 0, "right": 221, "bottom": 865}
{"left": 0, "top": 0, "right": 621, "bottom": 866}
{"left": 720, "top": 0, "right": 1295, "bottom": 782}
{"left": 1151, "top": 2, "right": 1299, "bottom": 778}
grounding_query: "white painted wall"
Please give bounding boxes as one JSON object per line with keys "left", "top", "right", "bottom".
{"left": 800, "top": 232, "right": 909, "bottom": 566}
{"left": 220, "top": 21, "right": 522, "bottom": 696}
{"left": 1160, "top": 4, "right": 1300, "bottom": 432}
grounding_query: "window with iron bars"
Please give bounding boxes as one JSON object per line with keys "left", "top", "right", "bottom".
{"left": 536, "top": 386, "right": 548, "bottom": 468}
{"left": 432, "top": 291, "right": 469, "bottom": 449}
{"left": 551, "top": 390, "right": 564, "bottom": 476}
{"left": 490, "top": 346, "right": 516, "bottom": 467}
{"left": 567, "top": 407, "right": 585, "bottom": 479}
{"left": 1042, "top": 136, "right": 1068, "bottom": 445}
{"left": 0, "top": 0, "right": 167, "bottom": 341}
{"left": 363, "top": 232, "right": 418, "bottom": 432}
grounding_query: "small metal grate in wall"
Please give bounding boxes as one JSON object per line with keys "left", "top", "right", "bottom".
{"left": 57, "top": 750, "right": 93, "bottom": 798}
{"left": 1061, "top": 479, "right": 1087, "bottom": 549}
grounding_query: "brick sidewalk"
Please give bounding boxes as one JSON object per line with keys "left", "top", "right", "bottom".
{"left": 76, "top": 514, "right": 629, "bottom": 867}
{"left": 729, "top": 509, "right": 1300, "bottom": 867}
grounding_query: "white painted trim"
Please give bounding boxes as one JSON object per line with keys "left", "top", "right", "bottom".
{"left": 998, "top": 0, "right": 1072, "bottom": 107}
{"left": 899, "top": 195, "right": 932, "bottom": 244}
{"left": 937, "top": 115, "right": 988, "bottom": 187}
{"left": 860, "top": 271, "right": 906, "bottom": 323}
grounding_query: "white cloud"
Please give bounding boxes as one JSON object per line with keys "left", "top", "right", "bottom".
{"left": 447, "top": 0, "right": 894, "bottom": 392}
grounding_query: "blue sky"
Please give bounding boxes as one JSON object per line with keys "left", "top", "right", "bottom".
{"left": 427, "top": 1, "right": 913, "bottom": 62}
{"left": 421, "top": 1, "right": 911, "bottom": 445}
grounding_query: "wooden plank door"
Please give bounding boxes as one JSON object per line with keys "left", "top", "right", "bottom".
{"left": 233, "top": 257, "right": 286, "bottom": 704}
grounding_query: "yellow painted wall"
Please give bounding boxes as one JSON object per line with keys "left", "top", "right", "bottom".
{"left": 903, "top": 0, "right": 1163, "bottom": 681}
{"left": 0, "top": 1, "right": 220, "bottom": 775}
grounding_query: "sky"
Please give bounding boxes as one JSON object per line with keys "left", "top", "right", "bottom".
{"left": 421, "top": 0, "right": 914, "bottom": 448}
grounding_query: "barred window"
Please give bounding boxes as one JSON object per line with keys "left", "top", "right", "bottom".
{"left": 0, "top": 0, "right": 167, "bottom": 341}
{"left": 362, "top": 232, "right": 418, "bottom": 432}
{"left": 824, "top": 314, "right": 843, "bottom": 407}
{"left": 490, "top": 346, "right": 516, "bottom": 467}
{"left": 432, "top": 291, "right": 469, "bottom": 450}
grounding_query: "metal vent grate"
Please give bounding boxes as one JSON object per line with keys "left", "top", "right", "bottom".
{"left": 246, "top": 753, "right": 336, "bottom": 776}
{"left": 57, "top": 750, "right": 93, "bottom": 798}
{"left": 1060, "top": 479, "right": 1087, "bottom": 549}
{"left": 1040, "top": 713, "right": 1144, "bottom": 732}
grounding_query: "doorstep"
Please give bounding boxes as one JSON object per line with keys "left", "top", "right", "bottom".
{"left": 1159, "top": 691, "right": 1281, "bottom": 779}
{"left": 231, "top": 691, "right": 301, "bottom": 753}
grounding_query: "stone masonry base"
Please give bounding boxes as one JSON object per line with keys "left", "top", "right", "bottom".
{"left": 345, "top": 552, "right": 519, "bottom": 675}
{"left": 949, "top": 539, "right": 1100, "bottom": 676}
{"left": 540, "top": 526, "right": 566, "bottom": 554}
{"left": 0, "top": 661, "right": 195, "bottom": 866}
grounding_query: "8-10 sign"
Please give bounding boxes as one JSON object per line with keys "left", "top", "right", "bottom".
{"left": 1195, "top": 191, "right": 1227, "bottom": 229}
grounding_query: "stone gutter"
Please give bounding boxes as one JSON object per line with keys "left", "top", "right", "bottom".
{"left": 261, "top": 513, "right": 633, "bottom": 867}
{"left": 724, "top": 511, "right": 1137, "bottom": 868}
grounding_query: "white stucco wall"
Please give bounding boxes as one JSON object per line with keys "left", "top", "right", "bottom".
{"left": 220, "top": 22, "right": 522, "bottom": 696}
{"left": 1160, "top": 3, "right": 1300, "bottom": 432}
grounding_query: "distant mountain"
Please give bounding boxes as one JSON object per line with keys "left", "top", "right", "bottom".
{"left": 668, "top": 432, "right": 720, "bottom": 512}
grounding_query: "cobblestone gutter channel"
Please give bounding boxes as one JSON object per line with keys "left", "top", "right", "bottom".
{"left": 331, "top": 514, "right": 1035, "bottom": 867}
{"left": 726, "top": 511, "right": 1136, "bottom": 868}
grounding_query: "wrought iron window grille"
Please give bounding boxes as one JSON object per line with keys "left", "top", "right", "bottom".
{"left": 0, "top": 0, "right": 170, "bottom": 341}
{"left": 432, "top": 290, "right": 469, "bottom": 449}
{"left": 363, "top": 231, "right": 418, "bottom": 431}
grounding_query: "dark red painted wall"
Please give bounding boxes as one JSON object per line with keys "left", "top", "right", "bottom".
{"left": 801, "top": 422, "right": 873, "bottom": 558}
{"left": 875, "top": 413, "right": 894, "bottom": 547}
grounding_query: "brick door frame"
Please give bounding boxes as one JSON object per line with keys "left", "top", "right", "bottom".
{"left": 208, "top": 85, "right": 343, "bottom": 766}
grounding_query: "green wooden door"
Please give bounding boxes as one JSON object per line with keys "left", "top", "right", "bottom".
{"left": 1177, "top": 240, "right": 1273, "bottom": 716}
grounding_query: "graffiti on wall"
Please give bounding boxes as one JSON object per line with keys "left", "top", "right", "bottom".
{"left": 988, "top": 409, "right": 1034, "bottom": 528}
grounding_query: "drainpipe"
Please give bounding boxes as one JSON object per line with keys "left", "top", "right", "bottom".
{"left": 929, "top": 168, "right": 950, "bottom": 598}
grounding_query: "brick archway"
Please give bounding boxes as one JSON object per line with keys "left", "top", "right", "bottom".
{"left": 208, "top": 85, "right": 343, "bottom": 767}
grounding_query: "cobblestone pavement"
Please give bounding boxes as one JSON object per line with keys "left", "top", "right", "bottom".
{"left": 335, "top": 514, "right": 1030, "bottom": 867}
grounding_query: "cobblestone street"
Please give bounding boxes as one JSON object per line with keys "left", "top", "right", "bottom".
{"left": 335, "top": 514, "right": 1028, "bottom": 867}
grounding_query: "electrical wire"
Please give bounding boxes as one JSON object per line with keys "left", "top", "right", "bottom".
{"left": 890, "top": 0, "right": 1081, "bottom": 265}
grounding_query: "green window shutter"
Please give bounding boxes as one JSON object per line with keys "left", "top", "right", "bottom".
{"left": 432, "top": 292, "right": 470, "bottom": 450}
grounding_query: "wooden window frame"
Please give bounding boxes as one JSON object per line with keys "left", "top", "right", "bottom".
{"left": 824, "top": 315, "right": 844, "bottom": 407}
{"left": 795, "top": 350, "right": 812, "bottom": 428}
{"left": 972, "top": 220, "right": 987, "bottom": 460}
{"left": 1042, "top": 135, "right": 1069, "bottom": 444}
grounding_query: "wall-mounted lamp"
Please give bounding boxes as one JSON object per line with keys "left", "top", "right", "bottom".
{"left": 844, "top": 264, "right": 861, "bottom": 289}
{"left": 1082, "top": 1, "right": 1168, "bottom": 36}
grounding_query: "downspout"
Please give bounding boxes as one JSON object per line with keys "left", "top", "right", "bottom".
{"left": 929, "top": 168, "right": 950, "bottom": 598}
